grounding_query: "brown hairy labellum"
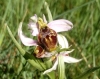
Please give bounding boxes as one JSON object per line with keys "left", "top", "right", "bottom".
{"left": 38, "top": 26, "right": 57, "bottom": 52}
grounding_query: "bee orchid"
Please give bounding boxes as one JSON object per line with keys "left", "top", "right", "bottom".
{"left": 18, "top": 14, "right": 81, "bottom": 74}
{"left": 18, "top": 14, "right": 73, "bottom": 58}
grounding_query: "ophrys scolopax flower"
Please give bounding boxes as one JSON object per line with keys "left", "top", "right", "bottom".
{"left": 18, "top": 14, "right": 81, "bottom": 74}
{"left": 18, "top": 14, "right": 73, "bottom": 58}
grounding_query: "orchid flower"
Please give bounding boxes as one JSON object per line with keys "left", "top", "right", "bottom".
{"left": 18, "top": 14, "right": 73, "bottom": 58}
{"left": 18, "top": 14, "right": 81, "bottom": 74}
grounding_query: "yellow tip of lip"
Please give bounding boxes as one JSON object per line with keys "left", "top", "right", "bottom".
{"left": 47, "top": 46, "right": 57, "bottom": 52}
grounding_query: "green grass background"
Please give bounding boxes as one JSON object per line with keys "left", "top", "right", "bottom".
{"left": 0, "top": 0, "right": 100, "bottom": 79}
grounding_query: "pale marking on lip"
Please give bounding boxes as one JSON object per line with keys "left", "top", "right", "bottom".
{"left": 49, "top": 36, "right": 52, "bottom": 41}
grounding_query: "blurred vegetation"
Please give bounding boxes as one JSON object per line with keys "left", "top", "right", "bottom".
{"left": 0, "top": 0, "right": 100, "bottom": 79}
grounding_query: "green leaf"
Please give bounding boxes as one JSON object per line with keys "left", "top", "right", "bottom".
{"left": 7, "top": 25, "right": 25, "bottom": 56}
{"left": 0, "top": 24, "right": 6, "bottom": 46}
{"left": 44, "top": 2, "right": 53, "bottom": 22}
{"left": 75, "top": 66, "right": 100, "bottom": 79}
{"left": 54, "top": 0, "right": 95, "bottom": 19}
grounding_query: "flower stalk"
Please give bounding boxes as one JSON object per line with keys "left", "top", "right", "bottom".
{"left": 7, "top": 25, "right": 25, "bottom": 56}
{"left": 58, "top": 55, "right": 65, "bottom": 79}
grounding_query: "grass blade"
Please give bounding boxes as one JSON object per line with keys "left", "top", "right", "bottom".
{"left": 75, "top": 66, "right": 100, "bottom": 79}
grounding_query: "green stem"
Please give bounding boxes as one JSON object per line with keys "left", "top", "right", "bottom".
{"left": 7, "top": 25, "right": 25, "bottom": 56}
{"left": 58, "top": 55, "right": 65, "bottom": 79}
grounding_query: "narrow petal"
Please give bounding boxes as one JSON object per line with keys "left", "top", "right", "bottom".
{"left": 63, "top": 56, "right": 81, "bottom": 63}
{"left": 57, "top": 34, "right": 69, "bottom": 48}
{"left": 43, "top": 14, "right": 47, "bottom": 24}
{"left": 18, "top": 22, "right": 38, "bottom": 46}
{"left": 43, "top": 59, "right": 58, "bottom": 74}
{"left": 48, "top": 19, "right": 73, "bottom": 32}
{"left": 28, "top": 14, "right": 39, "bottom": 36}
{"left": 28, "top": 22, "right": 39, "bottom": 36}
{"left": 30, "top": 14, "right": 38, "bottom": 22}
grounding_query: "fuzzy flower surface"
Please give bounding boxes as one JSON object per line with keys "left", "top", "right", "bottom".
{"left": 18, "top": 14, "right": 81, "bottom": 74}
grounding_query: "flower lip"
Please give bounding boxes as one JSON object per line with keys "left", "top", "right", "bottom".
{"left": 38, "top": 26, "right": 57, "bottom": 52}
